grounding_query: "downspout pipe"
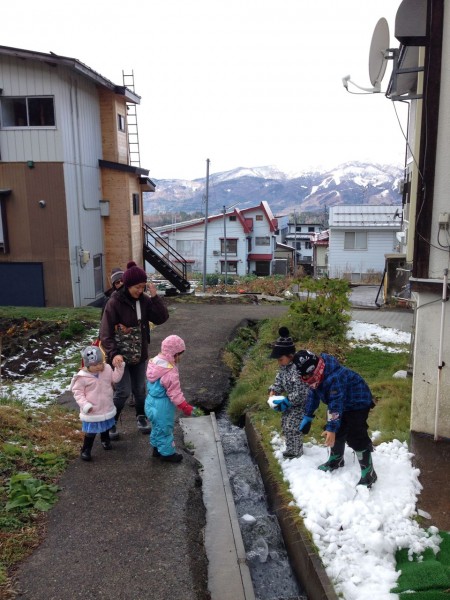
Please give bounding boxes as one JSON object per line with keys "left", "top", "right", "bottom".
{"left": 434, "top": 268, "right": 448, "bottom": 440}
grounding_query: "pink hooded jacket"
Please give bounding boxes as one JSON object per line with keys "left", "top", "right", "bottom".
{"left": 146, "top": 335, "right": 193, "bottom": 415}
{"left": 70, "top": 363, "right": 124, "bottom": 423}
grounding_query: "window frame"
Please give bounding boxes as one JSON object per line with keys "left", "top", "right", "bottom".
{"left": 1, "top": 96, "right": 56, "bottom": 128}
{"left": 118, "top": 114, "right": 126, "bottom": 131}
{"left": 220, "top": 260, "right": 238, "bottom": 274}
{"left": 220, "top": 238, "right": 238, "bottom": 255}
{"left": 132, "top": 193, "right": 140, "bottom": 216}
{"left": 255, "top": 236, "right": 270, "bottom": 246}
{"left": 344, "top": 231, "right": 367, "bottom": 250}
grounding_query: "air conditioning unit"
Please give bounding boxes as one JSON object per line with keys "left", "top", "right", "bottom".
{"left": 213, "top": 250, "right": 220, "bottom": 256}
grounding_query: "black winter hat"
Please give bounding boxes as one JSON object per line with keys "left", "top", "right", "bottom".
{"left": 269, "top": 327, "right": 296, "bottom": 359}
{"left": 294, "top": 350, "right": 319, "bottom": 376}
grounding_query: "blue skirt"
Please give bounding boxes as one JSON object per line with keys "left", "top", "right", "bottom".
{"left": 82, "top": 418, "right": 115, "bottom": 434}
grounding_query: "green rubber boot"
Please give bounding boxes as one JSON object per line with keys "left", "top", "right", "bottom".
{"left": 318, "top": 440, "right": 345, "bottom": 472}
{"left": 356, "top": 448, "right": 377, "bottom": 488}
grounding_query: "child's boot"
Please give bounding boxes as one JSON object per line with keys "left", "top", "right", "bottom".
{"left": 161, "top": 452, "right": 183, "bottom": 463}
{"left": 80, "top": 434, "right": 95, "bottom": 461}
{"left": 318, "top": 439, "right": 345, "bottom": 472}
{"left": 100, "top": 430, "right": 112, "bottom": 450}
{"left": 356, "top": 448, "right": 377, "bottom": 488}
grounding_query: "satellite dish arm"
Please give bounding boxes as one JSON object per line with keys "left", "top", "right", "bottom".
{"left": 342, "top": 75, "right": 381, "bottom": 93}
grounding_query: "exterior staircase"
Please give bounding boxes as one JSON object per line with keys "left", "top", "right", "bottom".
{"left": 143, "top": 223, "right": 191, "bottom": 293}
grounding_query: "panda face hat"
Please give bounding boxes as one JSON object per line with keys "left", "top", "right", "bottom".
{"left": 81, "top": 345, "right": 104, "bottom": 366}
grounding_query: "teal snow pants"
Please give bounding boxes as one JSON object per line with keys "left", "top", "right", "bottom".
{"left": 145, "top": 379, "right": 176, "bottom": 456}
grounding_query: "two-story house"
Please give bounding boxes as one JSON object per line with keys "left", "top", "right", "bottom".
{"left": 147, "top": 201, "right": 278, "bottom": 278}
{"left": 0, "top": 45, "right": 154, "bottom": 307}
{"left": 328, "top": 205, "right": 402, "bottom": 281}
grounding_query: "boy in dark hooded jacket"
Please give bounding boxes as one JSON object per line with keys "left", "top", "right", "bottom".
{"left": 294, "top": 350, "right": 377, "bottom": 488}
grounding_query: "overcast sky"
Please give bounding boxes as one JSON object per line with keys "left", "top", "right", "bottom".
{"left": 3, "top": 1, "right": 408, "bottom": 180}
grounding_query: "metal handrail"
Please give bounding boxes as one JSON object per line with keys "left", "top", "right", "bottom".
{"left": 143, "top": 223, "right": 188, "bottom": 282}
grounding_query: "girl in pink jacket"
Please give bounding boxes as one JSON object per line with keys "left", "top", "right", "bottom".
{"left": 145, "top": 335, "right": 196, "bottom": 462}
{"left": 70, "top": 345, "right": 124, "bottom": 461}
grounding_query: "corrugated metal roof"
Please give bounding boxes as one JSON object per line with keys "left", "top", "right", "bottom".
{"left": 329, "top": 205, "right": 402, "bottom": 228}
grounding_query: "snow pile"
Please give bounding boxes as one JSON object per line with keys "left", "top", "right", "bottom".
{"left": 270, "top": 320, "right": 443, "bottom": 599}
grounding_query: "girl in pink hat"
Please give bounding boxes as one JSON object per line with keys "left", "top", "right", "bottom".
{"left": 145, "top": 335, "right": 197, "bottom": 462}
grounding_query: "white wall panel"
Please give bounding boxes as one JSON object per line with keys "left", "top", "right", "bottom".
{"left": 329, "top": 229, "right": 397, "bottom": 278}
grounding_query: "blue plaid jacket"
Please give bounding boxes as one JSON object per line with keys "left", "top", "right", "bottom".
{"left": 305, "top": 353, "right": 373, "bottom": 432}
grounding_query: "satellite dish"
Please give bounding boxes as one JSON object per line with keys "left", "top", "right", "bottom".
{"left": 369, "top": 18, "right": 390, "bottom": 89}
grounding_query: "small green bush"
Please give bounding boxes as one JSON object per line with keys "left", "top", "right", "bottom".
{"left": 5, "top": 472, "right": 59, "bottom": 512}
{"left": 60, "top": 320, "right": 85, "bottom": 340}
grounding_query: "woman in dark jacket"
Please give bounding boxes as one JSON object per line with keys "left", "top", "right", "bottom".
{"left": 100, "top": 261, "right": 169, "bottom": 439}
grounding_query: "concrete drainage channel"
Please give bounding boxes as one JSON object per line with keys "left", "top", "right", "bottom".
{"left": 218, "top": 415, "right": 307, "bottom": 600}
{"left": 182, "top": 413, "right": 307, "bottom": 600}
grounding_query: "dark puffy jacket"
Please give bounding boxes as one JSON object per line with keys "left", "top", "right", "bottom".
{"left": 99, "top": 288, "right": 169, "bottom": 364}
{"left": 304, "top": 353, "right": 373, "bottom": 432}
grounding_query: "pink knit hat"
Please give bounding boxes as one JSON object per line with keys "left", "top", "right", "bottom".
{"left": 161, "top": 335, "right": 186, "bottom": 360}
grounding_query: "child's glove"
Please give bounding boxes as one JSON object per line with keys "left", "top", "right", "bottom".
{"left": 299, "top": 415, "right": 314, "bottom": 434}
{"left": 179, "top": 401, "right": 193, "bottom": 416}
{"left": 272, "top": 397, "right": 291, "bottom": 412}
{"left": 192, "top": 407, "right": 203, "bottom": 417}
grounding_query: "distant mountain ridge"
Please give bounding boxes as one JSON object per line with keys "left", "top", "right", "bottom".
{"left": 143, "top": 162, "right": 403, "bottom": 217}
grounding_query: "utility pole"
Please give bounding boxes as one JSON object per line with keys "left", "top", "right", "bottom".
{"left": 202, "top": 159, "right": 210, "bottom": 292}
{"left": 223, "top": 205, "right": 227, "bottom": 290}
{"left": 293, "top": 209, "right": 297, "bottom": 275}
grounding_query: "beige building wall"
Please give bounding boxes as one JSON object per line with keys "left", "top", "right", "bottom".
{"left": 410, "top": 7, "right": 450, "bottom": 439}
{"left": 100, "top": 169, "right": 144, "bottom": 281}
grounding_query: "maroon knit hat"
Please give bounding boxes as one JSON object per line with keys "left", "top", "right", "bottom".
{"left": 122, "top": 261, "right": 147, "bottom": 288}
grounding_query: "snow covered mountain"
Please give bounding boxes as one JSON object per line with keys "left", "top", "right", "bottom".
{"left": 144, "top": 162, "right": 402, "bottom": 216}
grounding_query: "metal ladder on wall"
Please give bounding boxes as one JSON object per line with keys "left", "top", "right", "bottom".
{"left": 122, "top": 71, "right": 141, "bottom": 168}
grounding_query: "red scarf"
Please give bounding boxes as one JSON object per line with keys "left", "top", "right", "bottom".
{"left": 302, "top": 357, "right": 325, "bottom": 389}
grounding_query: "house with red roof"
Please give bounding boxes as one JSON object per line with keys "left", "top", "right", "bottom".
{"left": 147, "top": 201, "right": 278, "bottom": 278}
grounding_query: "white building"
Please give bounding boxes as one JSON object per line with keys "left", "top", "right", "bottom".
{"left": 147, "top": 201, "right": 279, "bottom": 277}
{"left": 285, "top": 222, "right": 323, "bottom": 274}
{"left": 328, "top": 205, "right": 402, "bottom": 281}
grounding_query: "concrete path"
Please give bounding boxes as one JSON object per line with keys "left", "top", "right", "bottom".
{"left": 182, "top": 414, "right": 255, "bottom": 600}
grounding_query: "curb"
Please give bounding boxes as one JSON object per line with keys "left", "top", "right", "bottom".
{"left": 245, "top": 416, "right": 339, "bottom": 600}
{"left": 181, "top": 414, "right": 256, "bottom": 600}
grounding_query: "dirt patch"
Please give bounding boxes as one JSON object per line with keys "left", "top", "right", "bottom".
{"left": 0, "top": 318, "right": 97, "bottom": 381}
{"left": 0, "top": 295, "right": 278, "bottom": 383}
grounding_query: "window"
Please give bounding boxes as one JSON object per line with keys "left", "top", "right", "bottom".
{"left": 220, "top": 239, "right": 238, "bottom": 254}
{"left": 118, "top": 114, "right": 126, "bottom": 131}
{"left": 132, "top": 193, "right": 140, "bottom": 215}
{"left": 255, "top": 236, "right": 270, "bottom": 246}
{"left": 176, "top": 240, "right": 203, "bottom": 255}
{"left": 1, "top": 96, "right": 55, "bottom": 127}
{"left": 221, "top": 261, "right": 238, "bottom": 274}
{"left": 93, "top": 254, "right": 103, "bottom": 295}
{"left": 305, "top": 241, "right": 312, "bottom": 250}
{"left": 0, "top": 196, "right": 10, "bottom": 253}
{"left": 296, "top": 226, "right": 302, "bottom": 232}
{"left": 229, "top": 215, "right": 237, "bottom": 222}
{"left": 344, "top": 231, "right": 367, "bottom": 250}
{"left": 308, "top": 226, "right": 315, "bottom": 232}
{"left": 256, "top": 215, "right": 263, "bottom": 221}
{"left": 296, "top": 241, "right": 301, "bottom": 250}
